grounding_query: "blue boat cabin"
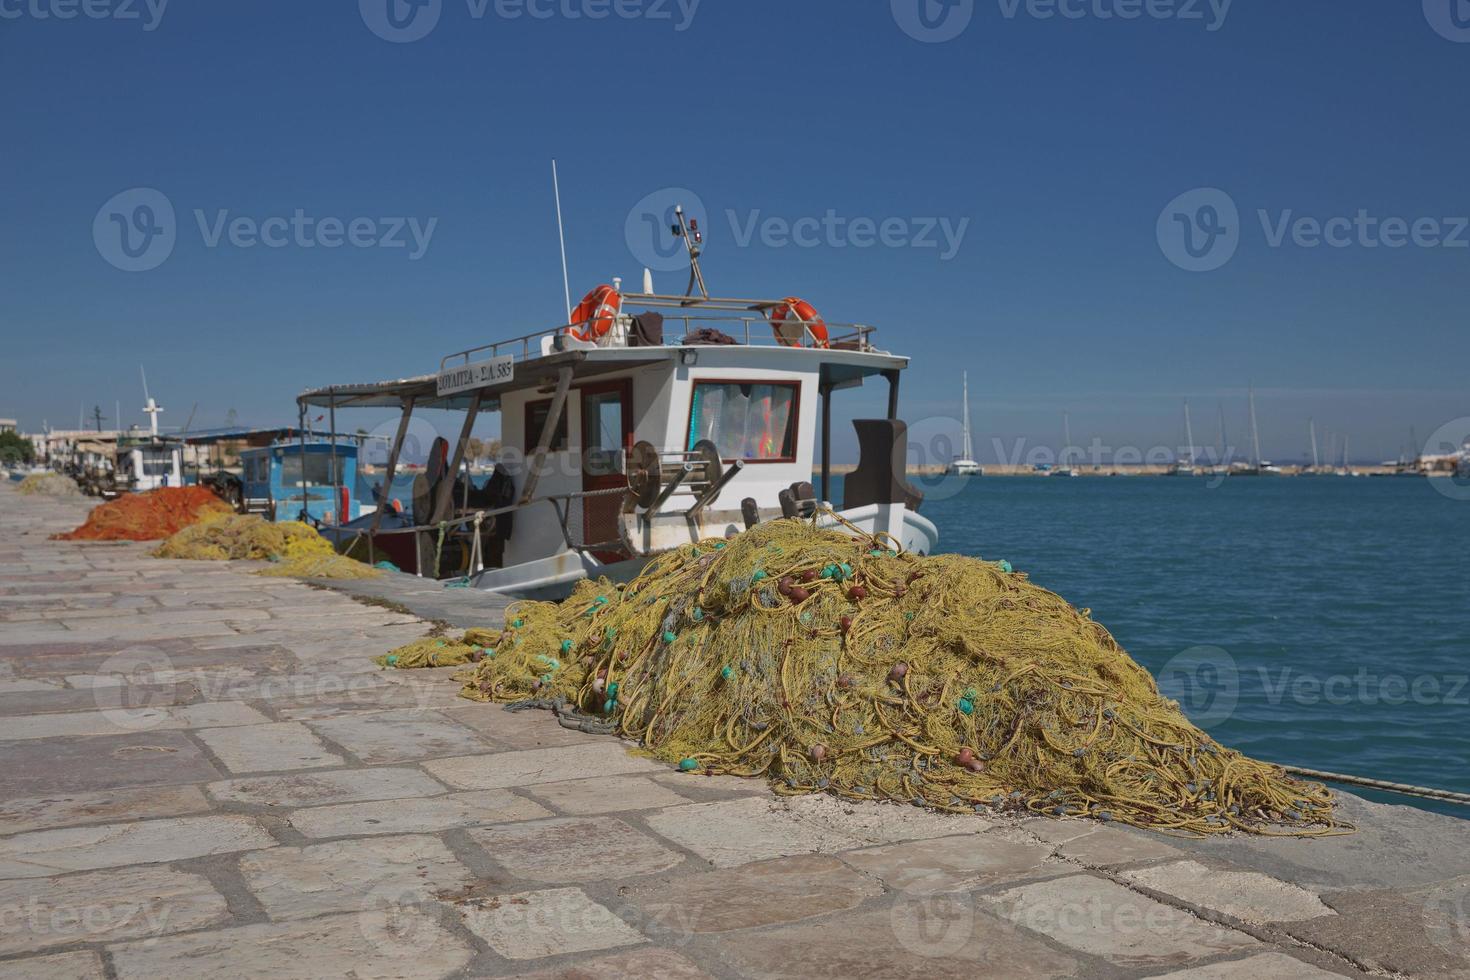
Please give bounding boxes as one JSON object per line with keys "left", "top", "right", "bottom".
{"left": 239, "top": 441, "right": 363, "bottom": 525}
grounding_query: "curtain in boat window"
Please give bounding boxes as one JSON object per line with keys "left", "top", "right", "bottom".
{"left": 687, "top": 382, "right": 797, "bottom": 461}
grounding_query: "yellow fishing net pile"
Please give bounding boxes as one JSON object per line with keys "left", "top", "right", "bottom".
{"left": 17, "top": 473, "right": 81, "bottom": 497}
{"left": 381, "top": 518, "right": 1340, "bottom": 836}
{"left": 153, "top": 513, "right": 382, "bottom": 580}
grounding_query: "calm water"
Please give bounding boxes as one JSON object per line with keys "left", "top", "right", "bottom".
{"left": 849, "top": 473, "right": 1470, "bottom": 818}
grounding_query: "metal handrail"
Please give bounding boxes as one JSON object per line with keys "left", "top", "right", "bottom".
{"left": 439, "top": 312, "right": 879, "bottom": 372}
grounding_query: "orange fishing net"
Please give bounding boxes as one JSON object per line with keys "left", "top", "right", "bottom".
{"left": 53, "top": 487, "right": 233, "bottom": 542}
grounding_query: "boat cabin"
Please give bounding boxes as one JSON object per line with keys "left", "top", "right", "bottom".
{"left": 182, "top": 427, "right": 371, "bottom": 525}
{"left": 300, "top": 225, "right": 935, "bottom": 596}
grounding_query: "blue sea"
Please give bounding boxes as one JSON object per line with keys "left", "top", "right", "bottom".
{"left": 855, "top": 473, "right": 1470, "bottom": 818}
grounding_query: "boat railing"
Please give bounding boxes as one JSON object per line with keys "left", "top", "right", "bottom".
{"left": 439, "top": 301, "right": 879, "bottom": 373}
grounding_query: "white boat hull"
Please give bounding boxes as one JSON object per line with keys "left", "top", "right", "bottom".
{"left": 473, "top": 503, "right": 940, "bottom": 599}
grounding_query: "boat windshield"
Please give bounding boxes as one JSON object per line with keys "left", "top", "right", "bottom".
{"left": 280, "top": 453, "right": 343, "bottom": 488}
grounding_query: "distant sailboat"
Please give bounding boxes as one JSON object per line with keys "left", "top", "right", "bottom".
{"left": 1239, "top": 387, "right": 1281, "bottom": 475}
{"left": 947, "top": 372, "right": 982, "bottom": 476}
{"left": 1167, "top": 400, "right": 1198, "bottom": 476}
{"left": 1054, "top": 411, "right": 1080, "bottom": 477}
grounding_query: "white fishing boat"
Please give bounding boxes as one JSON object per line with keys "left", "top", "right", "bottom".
{"left": 946, "top": 371, "right": 982, "bottom": 476}
{"left": 299, "top": 204, "right": 938, "bottom": 598}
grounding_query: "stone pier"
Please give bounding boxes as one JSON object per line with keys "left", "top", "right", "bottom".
{"left": 1, "top": 481, "right": 1467, "bottom": 978}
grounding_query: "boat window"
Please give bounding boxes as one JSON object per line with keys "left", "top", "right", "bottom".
{"left": 582, "top": 389, "right": 626, "bottom": 477}
{"left": 525, "top": 400, "right": 570, "bottom": 453}
{"left": 687, "top": 381, "right": 799, "bottom": 462}
{"left": 279, "top": 453, "right": 340, "bottom": 487}
{"left": 139, "top": 449, "right": 175, "bottom": 476}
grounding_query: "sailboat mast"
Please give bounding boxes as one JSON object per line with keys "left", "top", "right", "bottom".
{"left": 961, "top": 372, "right": 974, "bottom": 461}
{"left": 1248, "top": 388, "right": 1262, "bottom": 467}
{"left": 1309, "top": 418, "right": 1320, "bottom": 471}
{"left": 1063, "top": 411, "right": 1073, "bottom": 469}
{"left": 1183, "top": 400, "right": 1195, "bottom": 466}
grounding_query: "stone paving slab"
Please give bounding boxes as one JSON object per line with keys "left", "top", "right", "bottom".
{"left": 107, "top": 909, "right": 476, "bottom": 979}
{"left": 239, "top": 834, "right": 475, "bottom": 920}
{"left": 0, "top": 784, "right": 212, "bottom": 835}
{"left": 422, "top": 743, "right": 662, "bottom": 789}
{"left": 983, "top": 874, "right": 1259, "bottom": 970}
{"left": 1121, "top": 860, "right": 1335, "bottom": 924}
{"left": 454, "top": 886, "right": 645, "bottom": 960}
{"left": 1145, "top": 952, "right": 1350, "bottom": 978}
{"left": 470, "top": 815, "right": 686, "bottom": 883}
{"left": 0, "top": 865, "right": 229, "bottom": 954}
{"left": 0, "top": 950, "right": 108, "bottom": 979}
{"left": 285, "top": 790, "right": 552, "bottom": 838}
{"left": 0, "top": 814, "right": 275, "bottom": 878}
{"left": 207, "top": 766, "right": 447, "bottom": 807}
{"left": 195, "top": 721, "right": 346, "bottom": 773}
{"left": 0, "top": 730, "right": 223, "bottom": 797}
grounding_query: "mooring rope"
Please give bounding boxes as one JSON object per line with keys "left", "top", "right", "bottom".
{"left": 1281, "top": 765, "right": 1470, "bottom": 806}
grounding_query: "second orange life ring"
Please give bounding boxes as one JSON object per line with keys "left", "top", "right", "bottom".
{"left": 770, "top": 297, "right": 830, "bottom": 348}
{"left": 568, "top": 285, "right": 623, "bottom": 343}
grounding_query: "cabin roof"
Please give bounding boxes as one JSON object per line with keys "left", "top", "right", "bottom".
{"left": 298, "top": 344, "right": 907, "bottom": 413}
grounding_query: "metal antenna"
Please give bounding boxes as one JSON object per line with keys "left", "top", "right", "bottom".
{"left": 552, "top": 161, "right": 572, "bottom": 322}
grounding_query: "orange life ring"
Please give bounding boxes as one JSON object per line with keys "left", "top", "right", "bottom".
{"left": 770, "top": 297, "right": 830, "bottom": 348}
{"left": 568, "top": 284, "right": 623, "bottom": 343}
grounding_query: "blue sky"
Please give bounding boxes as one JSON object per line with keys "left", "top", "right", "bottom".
{"left": 2, "top": 0, "right": 1467, "bottom": 464}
